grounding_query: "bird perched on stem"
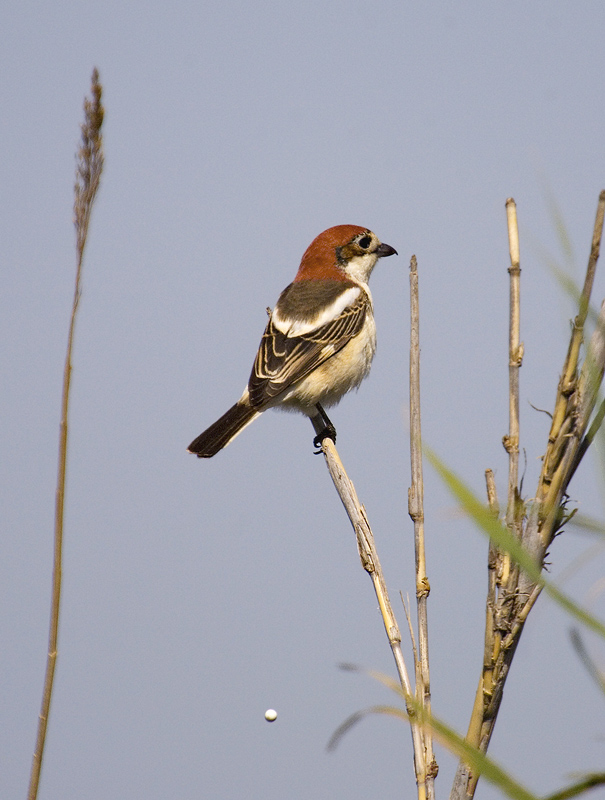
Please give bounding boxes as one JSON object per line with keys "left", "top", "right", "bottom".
{"left": 188, "top": 224, "right": 397, "bottom": 457}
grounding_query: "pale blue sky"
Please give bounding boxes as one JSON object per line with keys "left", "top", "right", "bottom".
{"left": 2, "top": 2, "right": 605, "bottom": 798}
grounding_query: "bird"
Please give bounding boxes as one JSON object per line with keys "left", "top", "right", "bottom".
{"left": 188, "top": 224, "right": 397, "bottom": 458}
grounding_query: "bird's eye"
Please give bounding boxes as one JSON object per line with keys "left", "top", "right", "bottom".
{"left": 357, "top": 235, "right": 372, "bottom": 249}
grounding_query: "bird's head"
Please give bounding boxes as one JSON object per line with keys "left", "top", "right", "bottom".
{"left": 294, "top": 225, "right": 398, "bottom": 284}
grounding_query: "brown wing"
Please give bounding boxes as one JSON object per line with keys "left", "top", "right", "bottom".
{"left": 248, "top": 291, "right": 369, "bottom": 409}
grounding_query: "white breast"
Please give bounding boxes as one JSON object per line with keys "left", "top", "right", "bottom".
{"left": 276, "top": 312, "right": 377, "bottom": 413}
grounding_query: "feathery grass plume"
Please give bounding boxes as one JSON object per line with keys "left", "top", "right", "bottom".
{"left": 74, "top": 68, "right": 104, "bottom": 261}
{"left": 27, "top": 69, "right": 104, "bottom": 800}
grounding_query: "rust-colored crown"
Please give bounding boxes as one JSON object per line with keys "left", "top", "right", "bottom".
{"left": 293, "top": 225, "right": 369, "bottom": 282}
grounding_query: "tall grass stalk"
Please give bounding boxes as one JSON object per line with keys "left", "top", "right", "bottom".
{"left": 27, "top": 69, "right": 104, "bottom": 800}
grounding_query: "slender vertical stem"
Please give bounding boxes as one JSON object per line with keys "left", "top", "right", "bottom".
{"left": 408, "top": 256, "right": 436, "bottom": 797}
{"left": 452, "top": 199, "right": 523, "bottom": 800}
{"left": 461, "top": 469, "right": 499, "bottom": 798}
{"left": 504, "top": 198, "right": 521, "bottom": 532}
{"left": 27, "top": 70, "right": 104, "bottom": 800}
{"left": 317, "top": 436, "right": 427, "bottom": 799}
{"left": 483, "top": 469, "right": 499, "bottom": 701}
{"left": 451, "top": 194, "right": 605, "bottom": 800}
{"left": 534, "top": 190, "right": 605, "bottom": 554}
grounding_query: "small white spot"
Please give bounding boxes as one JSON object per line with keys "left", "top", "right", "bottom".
{"left": 264, "top": 708, "right": 277, "bottom": 722}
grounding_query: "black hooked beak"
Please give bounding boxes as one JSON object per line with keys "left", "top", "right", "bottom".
{"left": 375, "top": 242, "right": 398, "bottom": 258}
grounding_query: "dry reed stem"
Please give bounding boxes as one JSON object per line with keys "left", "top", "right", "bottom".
{"left": 317, "top": 437, "right": 428, "bottom": 799}
{"left": 464, "top": 469, "right": 500, "bottom": 760}
{"left": 27, "top": 69, "right": 104, "bottom": 800}
{"left": 535, "top": 191, "right": 605, "bottom": 552}
{"left": 504, "top": 198, "right": 522, "bottom": 534}
{"left": 460, "top": 237, "right": 523, "bottom": 796}
{"left": 451, "top": 192, "right": 605, "bottom": 800}
{"left": 408, "top": 255, "right": 437, "bottom": 796}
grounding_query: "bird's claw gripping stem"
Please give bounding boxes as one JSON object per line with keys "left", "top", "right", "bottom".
{"left": 311, "top": 403, "right": 337, "bottom": 453}
{"left": 313, "top": 424, "right": 337, "bottom": 453}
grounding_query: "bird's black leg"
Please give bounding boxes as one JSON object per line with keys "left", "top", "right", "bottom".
{"left": 310, "top": 403, "right": 337, "bottom": 453}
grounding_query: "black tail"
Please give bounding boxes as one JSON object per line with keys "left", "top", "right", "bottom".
{"left": 187, "top": 402, "right": 260, "bottom": 458}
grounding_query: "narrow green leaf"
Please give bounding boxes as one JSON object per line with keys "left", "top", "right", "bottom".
{"left": 543, "top": 773, "right": 605, "bottom": 800}
{"left": 569, "top": 629, "right": 605, "bottom": 695}
{"left": 426, "top": 448, "right": 605, "bottom": 640}
{"left": 331, "top": 670, "right": 540, "bottom": 800}
{"left": 568, "top": 512, "right": 605, "bottom": 537}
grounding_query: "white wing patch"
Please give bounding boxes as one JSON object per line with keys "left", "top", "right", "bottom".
{"left": 272, "top": 285, "right": 361, "bottom": 337}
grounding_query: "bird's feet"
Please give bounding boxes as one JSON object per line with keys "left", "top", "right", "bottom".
{"left": 313, "top": 423, "right": 337, "bottom": 454}
{"left": 310, "top": 403, "right": 337, "bottom": 454}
